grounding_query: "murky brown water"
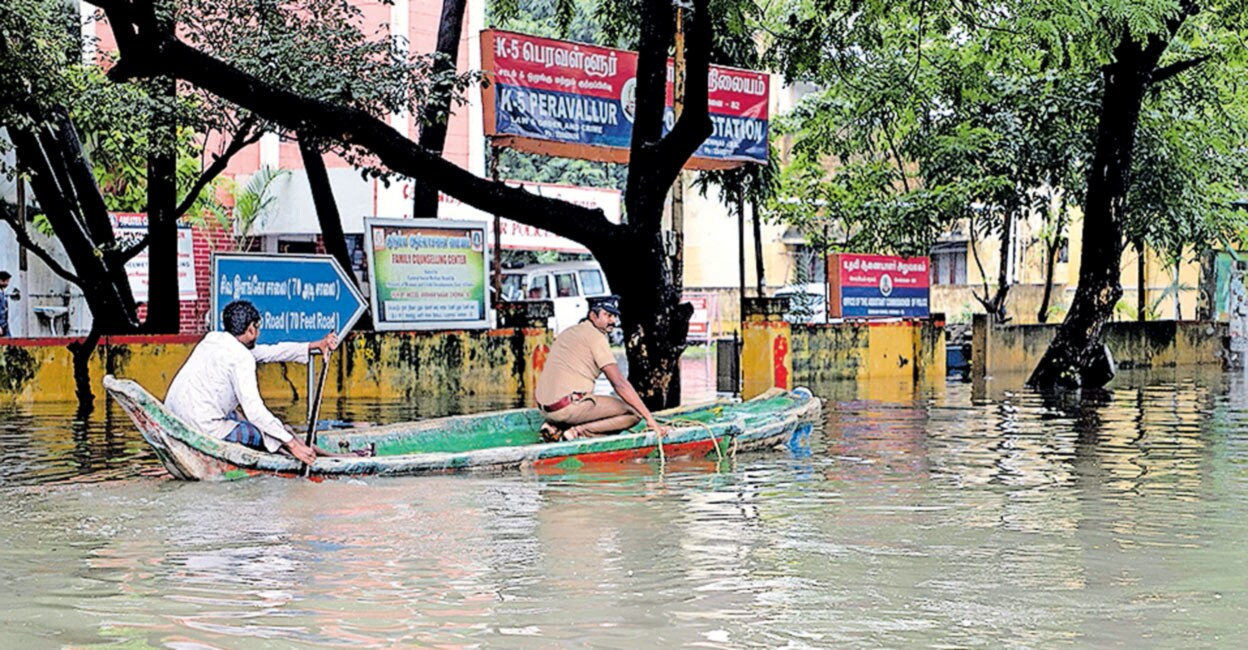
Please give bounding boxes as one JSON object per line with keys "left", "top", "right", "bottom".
{"left": 3, "top": 364, "right": 1248, "bottom": 647}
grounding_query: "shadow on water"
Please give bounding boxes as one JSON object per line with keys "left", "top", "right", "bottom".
{"left": 4, "top": 365, "right": 1248, "bottom": 646}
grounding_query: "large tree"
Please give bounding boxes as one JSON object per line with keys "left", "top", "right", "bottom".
{"left": 766, "top": 0, "right": 1248, "bottom": 387}
{"left": 90, "top": 0, "right": 715, "bottom": 409}
{"left": 1023, "top": 0, "right": 1248, "bottom": 387}
{"left": 2, "top": 0, "right": 465, "bottom": 408}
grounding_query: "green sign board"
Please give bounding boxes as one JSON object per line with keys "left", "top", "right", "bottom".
{"left": 363, "top": 218, "right": 491, "bottom": 331}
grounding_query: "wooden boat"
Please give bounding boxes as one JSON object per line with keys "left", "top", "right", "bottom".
{"left": 103, "top": 375, "right": 823, "bottom": 481}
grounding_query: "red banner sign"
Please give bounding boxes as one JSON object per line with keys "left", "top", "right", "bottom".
{"left": 828, "top": 254, "right": 931, "bottom": 319}
{"left": 482, "top": 29, "right": 769, "bottom": 170}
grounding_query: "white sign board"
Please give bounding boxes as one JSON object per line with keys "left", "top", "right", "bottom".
{"left": 363, "top": 218, "right": 491, "bottom": 331}
{"left": 110, "top": 213, "right": 196, "bottom": 302}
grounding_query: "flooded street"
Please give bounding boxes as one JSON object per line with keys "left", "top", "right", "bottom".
{"left": 4, "top": 364, "right": 1248, "bottom": 647}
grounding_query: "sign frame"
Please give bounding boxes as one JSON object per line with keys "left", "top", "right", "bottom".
{"left": 110, "top": 213, "right": 197, "bottom": 302}
{"left": 210, "top": 252, "right": 369, "bottom": 344}
{"left": 480, "top": 28, "right": 770, "bottom": 171}
{"left": 363, "top": 217, "right": 493, "bottom": 332}
{"left": 827, "top": 253, "right": 931, "bottom": 320}
{"left": 683, "top": 292, "right": 719, "bottom": 342}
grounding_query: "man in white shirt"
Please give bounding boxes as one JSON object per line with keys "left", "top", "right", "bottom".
{"left": 165, "top": 300, "right": 338, "bottom": 464}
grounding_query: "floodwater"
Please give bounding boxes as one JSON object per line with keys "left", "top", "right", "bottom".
{"left": 4, "top": 363, "right": 1248, "bottom": 648}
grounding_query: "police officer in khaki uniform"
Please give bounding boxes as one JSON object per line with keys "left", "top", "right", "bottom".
{"left": 534, "top": 295, "right": 669, "bottom": 441}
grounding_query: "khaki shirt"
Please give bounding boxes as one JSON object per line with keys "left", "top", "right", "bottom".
{"left": 535, "top": 320, "right": 617, "bottom": 406}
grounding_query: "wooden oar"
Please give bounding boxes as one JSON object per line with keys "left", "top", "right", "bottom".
{"left": 302, "top": 349, "right": 331, "bottom": 477}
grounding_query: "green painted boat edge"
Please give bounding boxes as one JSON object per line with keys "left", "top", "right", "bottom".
{"left": 102, "top": 374, "right": 823, "bottom": 480}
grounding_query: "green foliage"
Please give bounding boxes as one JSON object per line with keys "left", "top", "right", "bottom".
{"left": 0, "top": 0, "right": 78, "bottom": 136}
{"left": 1125, "top": 59, "right": 1248, "bottom": 264}
{"left": 490, "top": 0, "right": 608, "bottom": 44}
{"left": 64, "top": 67, "right": 222, "bottom": 216}
{"left": 180, "top": 0, "right": 476, "bottom": 152}
{"left": 763, "top": 0, "right": 1248, "bottom": 261}
{"left": 495, "top": 148, "right": 628, "bottom": 191}
{"left": 222, "top": 166, "right": 288, "bottom": 250}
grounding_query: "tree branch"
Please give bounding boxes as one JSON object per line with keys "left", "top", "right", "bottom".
{"left": 623, "top": 0, "right": 675, "bottom": 227}
{"left": 652, "top": 0, "right": 714, "bottom": 192}
{"left": 94, "top": 2, "right": 617, "bottom": 247}
{"left": 0, "top": 204, "right": 83, "bottom": 285}
{"left": 412, "top": 0, "right": 470, "bottom": 217}
{"left": 174, "top": 113, "right": 260, "bottom": 218}
{"left": 1151, "top": 54, "right": 1212, "bottom": 84}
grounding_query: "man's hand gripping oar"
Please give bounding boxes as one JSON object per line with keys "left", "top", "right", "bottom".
{"left": 301, "top": 332, "right": 338, "bottom": 477}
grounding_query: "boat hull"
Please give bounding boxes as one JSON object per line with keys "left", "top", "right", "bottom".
{"left": 103, "top": 375, "right": 822, "bottom": 480}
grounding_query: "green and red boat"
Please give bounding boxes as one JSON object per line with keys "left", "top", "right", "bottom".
{"left": 103, "top": 375, "right": 823, "bottom": 480}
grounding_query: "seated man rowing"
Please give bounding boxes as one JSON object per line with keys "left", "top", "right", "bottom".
{"left": 534, "top": 295, "right": 669, "bottom": 441}
{"left": 165, "top": 300, "right": 338, "bottom": 464}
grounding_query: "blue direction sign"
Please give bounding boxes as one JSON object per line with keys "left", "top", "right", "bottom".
{"left": 211, "top": 253, "right": 369, "bottom": 345}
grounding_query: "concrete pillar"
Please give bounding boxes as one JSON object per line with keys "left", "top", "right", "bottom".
{"left": 971, "top": 313, "right": 990, "bottom": 399}
{"left": 524, "top": 327, "right": 553, "bottom": 407}
{"left": 741, "top": 297, "right": 791, "bottom": 399}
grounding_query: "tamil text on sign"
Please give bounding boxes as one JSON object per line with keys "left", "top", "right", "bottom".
{"left": 828, "top": 253, "right": 931, "bottom": 319}
{"left": 482, "top": 29, "right": 769, "bottom": 168}
{"left": 364, "top": 218, "right": 491, "bottom": 331}
{"left": 212, "top": 254, "right": 368, "bottom": 345}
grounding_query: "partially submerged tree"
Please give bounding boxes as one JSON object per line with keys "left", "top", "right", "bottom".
{"left": 1024, "top": 0, "right": 1248, "bottom": 388}
{"left": 2, "top": 0, "right": 467, "bottom": 408}
{"left": 91, "top": 0, "right": 715, "bottom": 409}
{"left": 767, "top": 0, "right": 1248, "bottom": 387}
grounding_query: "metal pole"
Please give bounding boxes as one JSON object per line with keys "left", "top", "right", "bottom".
{"left": 16, "top": 169, "right": 28, "bottom": 337}
{"left": 306, "top": 350, "right": 315, "bottom": 422}
{"left": 823, "top": 224, "right": 830, "bottom": 323}
{"left": 490, "top": 143, "right": 502, "bottom": 313}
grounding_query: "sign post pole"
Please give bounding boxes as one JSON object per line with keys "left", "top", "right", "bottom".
{"left": 490, "top": 143, "right": 502, "bottom": 316}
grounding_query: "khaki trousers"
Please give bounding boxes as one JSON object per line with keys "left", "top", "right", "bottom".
{"left": 543, "top": 394, "right": 641, "bottom": 436}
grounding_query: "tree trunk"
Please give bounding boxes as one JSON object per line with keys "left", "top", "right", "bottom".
{"left": 98, "top": 0, "right": 713, "bottom": 408}
{"left": 143, "top": 74, "right": 181, "bottom": 333}
{"left": 972, "top": 211, "right": 1013, "bottom": 322}
{"left": 69, "top": 326, "right": 102, "bottom": 418}
{"left": 298, "top": 136, "right": 353, "bottom": 278}
{"left": 1196, "top": 250, "right": 1215, "bottom": 321}
{"left": 298, "top": 134, "right": 374, "bottom": 330}
{"left": 410, "top": 0, "right": 469, "bottom": 218}
{"left": 989, "top": 211, "right": 1013, "bottom": 322}
{"left": 1038, "top": 236, "right": 1059, "bottom": 324}
{"left": 9, "top": 126, "right": 138, "bottom": 334}
{"left": 41, "top": 109, "right": 142, "bottom": 318}
{"left": 599, "top": 234, "right": 694, "bottom": 410}
{"left": 1037, "top": 196, "right": 1067, "bottom": 324}
{"left": 11, "top": 122, "right": 140, "bottom": 411}
{"left": 752, "top": 197, "right": 764, "bottom": 296}
{"left": 1028, "top": 32, "right": 1171, "bottom": 389}
{"left": 1135, "top": 239, "right": 1146, "bottom": 321}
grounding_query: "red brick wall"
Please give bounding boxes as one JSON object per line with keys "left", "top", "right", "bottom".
{"left": 183, "top": 224, "right": 238, "bottom": 333}
{"left": 135, "top": 224, "right": 238, "bottom": 334}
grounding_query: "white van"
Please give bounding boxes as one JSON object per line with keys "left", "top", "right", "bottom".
{"left": 501, "top": 261, "right": 617, "bottom": 337}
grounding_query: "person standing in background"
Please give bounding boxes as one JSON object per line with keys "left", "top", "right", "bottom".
{"left": 0, "top": 271, "right": 21, "bottom": 337}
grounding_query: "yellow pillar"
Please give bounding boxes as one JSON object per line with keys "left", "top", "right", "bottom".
{"left": 524, "top": 326, "right": 554, "bottom": 407}
{"left": 741, "top": 298, "right": 792, "bottom": 399}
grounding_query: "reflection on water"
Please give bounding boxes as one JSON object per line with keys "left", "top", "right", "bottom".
{"left": 4, "top": 367, "right": 1248, "bottom": 647}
